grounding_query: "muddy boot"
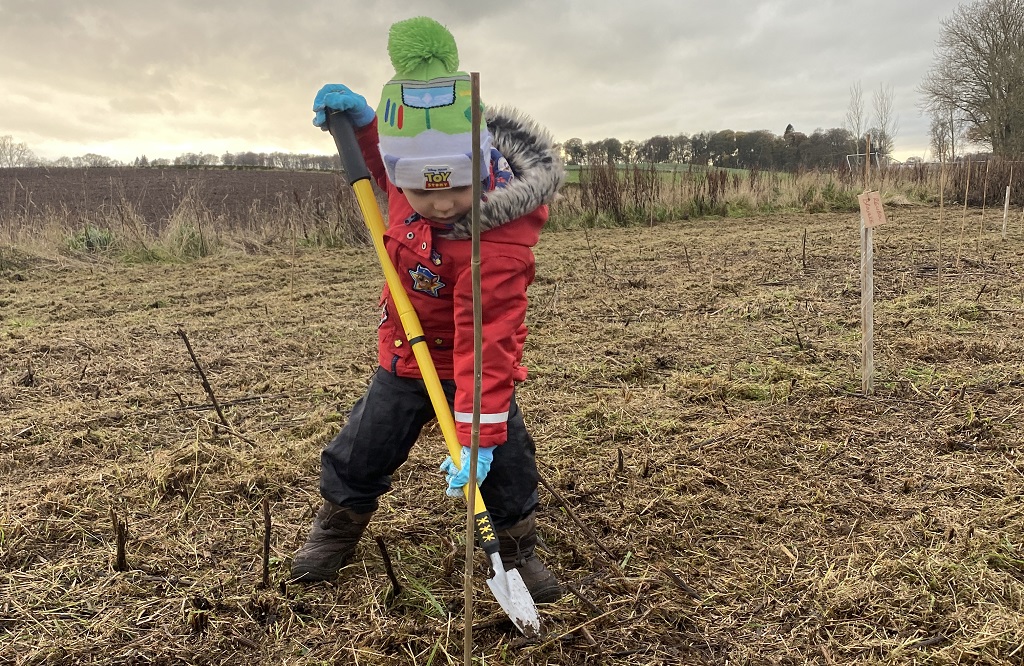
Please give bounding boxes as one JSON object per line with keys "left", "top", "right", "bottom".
{"left": 290, "top": 501, "right": 373, "bottom": 582}
{"left": 497, "top": 513, "right": 563, "bottom": 603}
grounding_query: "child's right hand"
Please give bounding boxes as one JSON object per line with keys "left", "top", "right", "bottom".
{"left": 312, "top": 84, "right": 375, "bottom": 130}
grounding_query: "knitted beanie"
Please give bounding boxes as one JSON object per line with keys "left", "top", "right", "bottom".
{"left": 375, "top": 17, "right": 492, "bottom": 190}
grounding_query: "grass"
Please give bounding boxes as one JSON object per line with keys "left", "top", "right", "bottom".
{"left": 4, "top": 160, "right": 1000, "bottom": 261}
{"left": 3, "top": 206, "right": 1024, "bottom": 664}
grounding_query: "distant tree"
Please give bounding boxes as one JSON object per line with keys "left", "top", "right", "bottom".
{"left": 133, "top": 155, "right": 150, "bottom": 167}
{"left": 800, "top": 129, "right": 831, "bottom": 169}
{"left": 734, "top": 130, "right": 775, "bottom": 169}
{"left": 688, "top": 132, "right": 712, "bottom": 166}
{"left": 640, "top": 135, "right": 673, "bottom": 163}
{"left": 871, "top": 83, "right": 899, "bottom": 157}
{"left": 562, "top": 138, "right": 585, "bottom": 165}
{"left": 621, "top": 140, "right": 639, "bottom": 164}
{"left": 669, "top": 134, "right": 690, "bottom": 163}
{"left": 708, "top": 130, "right": 737, "bottom": 167}
{"left": 0, "top": 135, "right": 35, "bottom": 167}
{"left": 919, "top": 0, "right": 1024, "bottom": 156}
{"left": 601, "top": 138, "right": 622, "bottom": 164}
{"left": 780, "top": 125, "right": 807, "bottom": 170}
{"left": 928, "top": 103, "right": 963, "bottom": 162}
{"left": 53, "top": 156, "right": 73, "bottom": 167}
{"left": 930, "top": 114, "right": 952, "bottom": 162}
{"left": 73, "top": 153, "right": 116, "bottom": 167}
{"left": 824, "top": 127, "right": 856, "bottom": 164}
{"left": 845, "top": 81, "right": 866, "bottom": 145}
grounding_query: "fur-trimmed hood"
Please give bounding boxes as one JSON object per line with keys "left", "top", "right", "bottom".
{"left": 441, "top": 106, "right": 565, "bottom": 240}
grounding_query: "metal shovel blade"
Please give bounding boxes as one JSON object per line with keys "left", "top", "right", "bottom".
{"left": 485, "top": 552, "right": 541, "bottom": 637}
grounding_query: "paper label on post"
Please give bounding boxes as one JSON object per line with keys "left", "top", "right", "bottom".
{"left": 858, "top": 191, "right": 887, "bottom": 229}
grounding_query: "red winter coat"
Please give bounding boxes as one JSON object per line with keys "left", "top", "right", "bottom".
{"left": 355, "top": 107, "right": 565, "bottom": 447}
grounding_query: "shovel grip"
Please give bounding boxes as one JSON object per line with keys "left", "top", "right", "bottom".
{"left": 326, "top": 111, "right": 370, "bottom": 183}
{"left": 474, "top": 509, "right": 500, "bottom": 556}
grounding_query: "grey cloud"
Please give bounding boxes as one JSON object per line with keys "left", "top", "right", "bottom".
{"left": 0, "top": 0, "right": 966, "bottom": 161}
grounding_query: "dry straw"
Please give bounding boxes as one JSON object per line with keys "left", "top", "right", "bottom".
{"left": 3, "top": 202, "right": 1024, "bottom": 663}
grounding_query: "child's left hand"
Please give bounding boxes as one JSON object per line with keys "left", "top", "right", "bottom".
{"left": 440, "top": 446, "right": 494, "bottom": 497}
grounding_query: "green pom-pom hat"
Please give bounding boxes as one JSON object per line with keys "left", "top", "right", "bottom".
{"left": 375, "top": 17, "right": 491, "bottom": 191}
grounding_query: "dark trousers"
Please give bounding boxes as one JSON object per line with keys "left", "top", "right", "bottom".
{"left": 320, "top": 367, "right": 539, "bottom": 531}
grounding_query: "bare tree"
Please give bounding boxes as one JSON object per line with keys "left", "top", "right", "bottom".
{"left": 0, "top": 135, "right": 35, "bottom": 167}
{"left": 845, "top": 81, "right": 866, "bottom": 143}
{"left": 930, "top": 114, "right": 952, "bottom": 163}
{"left": 928, "top": 103, "right": 962, "bottom": 162}
{"left": 871, "top": 83, "right": 900, "bottom": 158}
{"left": 919, "top": 0, "right": 1024, "bottom": 156}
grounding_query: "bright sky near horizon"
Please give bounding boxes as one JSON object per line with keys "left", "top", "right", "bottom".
{"left": 0, "top": 0, "right": 967, "bottom": 164}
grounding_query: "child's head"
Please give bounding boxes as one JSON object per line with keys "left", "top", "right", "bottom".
{"left": 401, "top": 185, "right": 474, "bottom": 223}
{"left": 374, "top": 17, "right": 491, "bottom": 202}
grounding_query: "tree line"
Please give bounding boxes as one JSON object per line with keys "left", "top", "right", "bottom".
{"left": 0, "top": 137, "right": 342, "bottom": 171}
{"left": 559, "top": 125, "right": 880, "bottom": 171}
{"left": 2, "top": 129, "right": 880, "bottom": 173}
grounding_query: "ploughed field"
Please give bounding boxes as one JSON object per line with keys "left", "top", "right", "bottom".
{"left": 2, "top": 207, "right": 1023, "bottom": 664}
{"left": 2, "top": 167, "right": 342, "bottom": 232}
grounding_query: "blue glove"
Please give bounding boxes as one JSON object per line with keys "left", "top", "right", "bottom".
{"left": 440, "top": 446, "right": 495, "bottom": 498}
{"left": 312, "top": 84, "right": 375, "bottom": 130}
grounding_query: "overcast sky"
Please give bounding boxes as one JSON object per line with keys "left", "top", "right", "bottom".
{"left": 0, "top": 0, "right": 967, "bottom": 164}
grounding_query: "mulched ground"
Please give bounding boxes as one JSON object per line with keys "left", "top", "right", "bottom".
{"left": 2, "top": 207, "right": 1023, "bottom": 665}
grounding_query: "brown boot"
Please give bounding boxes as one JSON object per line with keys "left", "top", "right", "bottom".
{"left": 290, "top": 501, "right": 373, "bottom": 582}
{"left": 497, "top": 513, "right": 563, "bottom": 603}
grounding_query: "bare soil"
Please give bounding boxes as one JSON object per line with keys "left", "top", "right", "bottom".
{"left": 1, "top": 166, "right": 344, "bottom": 234}
{"left": 2, "top": 207, "right": 1024, "bottom": 665}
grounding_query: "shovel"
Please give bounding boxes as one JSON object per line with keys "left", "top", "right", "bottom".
{"left": 325, "top": 111, "right": 541, "bottom": 637}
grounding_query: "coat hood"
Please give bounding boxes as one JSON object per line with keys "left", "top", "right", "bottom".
{"left": 441, "top": 106, "right": 565, "bottom": 239}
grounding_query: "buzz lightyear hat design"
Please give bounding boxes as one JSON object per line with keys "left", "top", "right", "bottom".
{"left": 376, "top": 17, "right": 492, "bottom": 191}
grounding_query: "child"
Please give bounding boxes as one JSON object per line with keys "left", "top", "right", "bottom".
{"left": 290, "top": 16, "right": 565, "bottom": 604}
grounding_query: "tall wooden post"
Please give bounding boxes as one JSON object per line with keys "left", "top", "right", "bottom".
{"left": 861, "top": 135, "right": 874, "bottom": 395}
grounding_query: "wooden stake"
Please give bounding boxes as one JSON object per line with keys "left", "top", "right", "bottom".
{"left": 110, "top": 507, "right": 128, "bottom": 572}
{"left": 261, "top": 497, "right": 271, "bottom": 588}
{"left": 860, "top": 221, "right": 874, "bottom": 395}
{"left": 176, "top": 328, "right": 229, "bottom": 428}
{"left": 938, "top": 156, "right": 946, "bottom": 312}
{"left": 801, "top": 228, "right": 807, "bottom": 270}
{"left": 1003, "top": 165, "right": 1014, "bottom": 240}
{"left": 861, "top": 135, "right": 874, "bottom": 396}
{"left": 465, "top": 71, "right": 483, "bottom": 666}
{"left": 863, "top": 134, "right": 871, "bottom": 190}
{"left": 956, "top": 157, "right": 971, "bottom": 269}
{"left": 375, "top": 536, "right": 403, "bottom": 601}
{"left": 978, "top": 159, "right": 990, "bottom": 253}
{"left": 176, "top": 327, "right": 255, "bottom": 446}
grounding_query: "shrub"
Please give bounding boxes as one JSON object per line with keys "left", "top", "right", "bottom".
{"left": 66, "top": 225, "right": 115, "bottom": 252}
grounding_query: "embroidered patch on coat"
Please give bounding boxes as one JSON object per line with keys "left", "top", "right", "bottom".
{"left": 430, "top": 249, "right": 443, "bottom": 266}
{"left": 378, "top": 302, "right": 388, "bottom": 328}
{"left": 409, "top": 264, "right": 446, "bottom": 297}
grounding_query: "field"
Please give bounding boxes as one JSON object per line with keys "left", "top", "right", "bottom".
{"left": 2, "top": 203, "right": 1024, "bottom": 664}
{"left": 2, "top": 167, "right": 344, "bottom": 233}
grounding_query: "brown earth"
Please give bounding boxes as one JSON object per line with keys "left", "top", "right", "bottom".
{"left": 2, "top": 207, "right": 1024, "bottom": 665}
{"left": 1, "top": 167, "right": 345, "bottom": 234}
